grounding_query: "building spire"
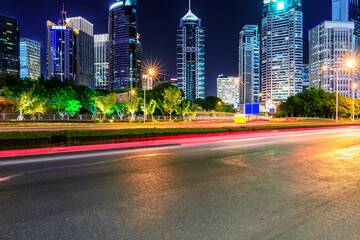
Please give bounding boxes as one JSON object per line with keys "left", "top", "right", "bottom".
{"left": 59, "top": 3, "right": 67, "bottom": 26}
{"left": 189, "top": 0, "right": 191, "bottom": 11}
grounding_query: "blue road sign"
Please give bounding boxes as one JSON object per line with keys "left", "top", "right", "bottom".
{"left": 245, "top": 104, "right": 260, "bottom": 115}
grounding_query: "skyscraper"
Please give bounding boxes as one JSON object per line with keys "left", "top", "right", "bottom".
{"left": 47, "top": 6, "right": 77, "bottom": 81}
{"left": 332, "top": 0, "right": 360, "bottom": 38}
{"left": 94, "top": 34, "right": 109, "bottom": 90}
{"left": 309, "top": 21, "right": 355, "bottom": 97}
{"left": 67, "top": 17, "right": 94, "bottom": 88}
{"left": 108, "top": 0, "right": 141, "bottom": 91}
{"left": 217, "top": 75, "right": 240, "bottom": 105}
{"left": 0, "top": 15, "right": 20, "bottom": 76}
{"left": 177, "top": 1, "right": 205, "bottom": 100}
{"left": 302, "top": 64, "right": 309, "bottom": 92}
{"left": 136, "top": 33, "right": 142, "bottom": 86}
{"left": 261, "top": 0, "right": 303, "bottom": 106}
{"left": 20, "top": 38, "right": 41, "bottom": 80}
{"left": 239, "top": 25, "right": 261, "bottom": 104}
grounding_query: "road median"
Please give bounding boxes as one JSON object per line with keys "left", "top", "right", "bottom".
{"left": 0, "top": 123, "right": 357, "bottom": 151}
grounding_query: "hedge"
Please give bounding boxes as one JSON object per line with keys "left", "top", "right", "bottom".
{"left": 0, "top": 124, "right": 349, "bottom": 151}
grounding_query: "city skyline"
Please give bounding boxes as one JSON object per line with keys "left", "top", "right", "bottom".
{"left": 1, "top": 0, "right": 331, "bottom": 96}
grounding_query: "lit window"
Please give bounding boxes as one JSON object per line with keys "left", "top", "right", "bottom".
{"left": 277, "top": 1, "right": 285, "bottom": 10}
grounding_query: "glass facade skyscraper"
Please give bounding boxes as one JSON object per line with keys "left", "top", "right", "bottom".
{"left": 20, "top": 38, "right": 41, "bottom": 80}
{"left": 239, "top": 25, "right": 260, "bottom": 104}
{"left": 261, "top": 0, "right": 303, "bottom": 106}
{"left": 302, "top": 64, "right": 309, "bottom": 92}
{"left": 177, "top": 4, "right": 205, "bottom": 100}
{"left": 67, "top": 17, "right": 94, "bottom": 89}
{"left": 332, "top": 0, "right": 360, "bottom": 38}
{"left": 217, "top": 75, "right": 240, "bottom": 105}
{"left": 47, "top": 7, "right": 77, "bottom": 81}
{"left": 108, "top": 0, "right": 142, "bottom": 91}
{"left": 94, "top": 34, "right": 109, "bottom": 90}
{"left": 0, "top": 15, "right": 20, "bottom": 76}
{"left": 309, "top": 21, "right": 356, "bottom": 98}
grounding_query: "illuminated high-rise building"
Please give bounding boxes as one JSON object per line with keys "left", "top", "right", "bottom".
{"left": 261, "top": 0, "right": 303, "bottom": 106}
{"left": 302, "top": 64, "right": 309, "bottom": 92}
{"left": 239, "top": 25, "right": 260, "bottom": 104}
{"left": 20, "top": 38, "right": 41, "bottom": 80}
{"left": 309, "top": 21, "right": 355, "bottom": 97}
{"left": 0, "top": 15, "right": 20, "bottom": 76}
{"left": 94, "top": 34, "right": 109, "bottom": 90}
{"left": 136, "top": 33, "right": 142, "bottom": 88}
{"left": 47, "top": 6, "right": 77, "bottom": 81}
{"left": 108, "top": 0, "right": 141, "bottom": 90}
{"left": 67, "top": 17, "right": 94, "bottom": 88}
{"left": 177, "top": 1, "right": 205, "bottom": 100}
{"left": 217, "top": 75, "right": 240, "bottom": 105}
{"left": 332, "top": 0, "right": 360, "bottom": 38}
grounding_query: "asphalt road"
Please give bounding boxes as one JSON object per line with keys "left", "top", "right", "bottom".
{"left": 1, "top": 127, "right": 360, "bottom": 239}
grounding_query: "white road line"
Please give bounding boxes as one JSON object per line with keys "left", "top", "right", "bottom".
{"left": 0, "top": 147, "right": 177, "bottom": 167}
{"left": 218, "top": 129, "right": 360, "bottom": 144}
{"left": 210, "top": 142, "right": 274, "bottom": 151}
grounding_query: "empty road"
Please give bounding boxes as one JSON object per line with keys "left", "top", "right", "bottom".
{"left": 1, "top": 126, "right": 360, "bottom": 239}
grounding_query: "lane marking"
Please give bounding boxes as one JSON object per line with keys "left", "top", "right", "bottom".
{"left": 0, "top": 148, "right": 177, "bottom": 167}
{"left": 211, "top": 142, "right": 274, "bottom": 151}
{"left": 0, "top": 153, "right": 174, "bottom": 183}
{"left": 218, "top": 129, "right": 360, "bottom": 144}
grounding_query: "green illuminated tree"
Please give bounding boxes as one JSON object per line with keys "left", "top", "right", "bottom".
{"left": 125, "top": 94, "right": 140, "bottom": 121}
{"left": 14, "top": 88, "right": 37, "bottom": 121}
{"left": 144, "top": 99, "right": 157, "bottom": 121}
{"left": 92, "top": 93, "right": 117, "bottom": 120}
{"left": 25, "top": 100, "right": 46, "bottom": 120}
{"left": 114, "top": 102, "right": 126, "bottom": 120}
{"left": 162, "top": 87, "right": 183, "bottom": 121}
{"left": 175, "top": 100, "right": 191, "bottom": 120}
{"left": 51, "top": 88, "right": 82, "bottom": 119}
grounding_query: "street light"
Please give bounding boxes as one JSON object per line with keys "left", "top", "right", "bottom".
{"left": 235, "top": 77, "right": 246, "bottom": 114}
{"left": 144, "top": 69, "right": 155, "bottom": 123}
{"left": 347, "top": 59, "right": 356, "bottom": 68}
{"left": 353, "top": 83, "right": 358, "bottom": 121}
{"left": 130, "top": 89, "right": 135, "bottom": 103}
{"left": 322, "top": 58, "right": 356, "bottom": 122}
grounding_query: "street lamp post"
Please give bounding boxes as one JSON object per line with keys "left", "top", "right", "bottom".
{"left": 235, "top": 78, "right": 246, "bottom": 114}
{"left": 322, "top": 59, "right": 356, "bottom": 123}
{"left": 144, "top": 69, "right": 155, "bottom": 123}
{"left": 353, "top": 83, "right": 358, "bottom": 121}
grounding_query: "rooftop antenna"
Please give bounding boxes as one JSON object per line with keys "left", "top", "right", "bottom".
{"left": 59, "top": 3, "right": 67, "bottom": 26}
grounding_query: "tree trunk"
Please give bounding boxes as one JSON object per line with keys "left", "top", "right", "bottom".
{"left": 17, "top": 108, "right": 24, "bottom": 121}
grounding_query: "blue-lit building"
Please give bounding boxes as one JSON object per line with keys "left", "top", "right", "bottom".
{"left": 332, "top": 0, "right": 360, "bottom": 38}
{"left": 108, "top": 0, "right": 142, "bottom": 91}
{"left": 20, "top": 38, "right": 41, "bottom": 80}
{"left": 47, "top": 7, "right": 77, "bottom": 81}
{"left": 261, "top": 0, "right": 303, "bottom": 106}
{"left": 239, "top": 25, "right": 260, "bottom": 104}
{"left": 177, "top": 3, "right": 205, "bottom": 100}
{"left": 302, "top": 64, "right": 309, "bottom": 92}
{"left": 0, "top": 15, "right": 20, "bottom": 76}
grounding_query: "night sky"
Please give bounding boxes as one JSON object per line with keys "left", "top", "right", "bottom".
{"left": 1, "top": 0, "right": 331, "bottom": 96}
